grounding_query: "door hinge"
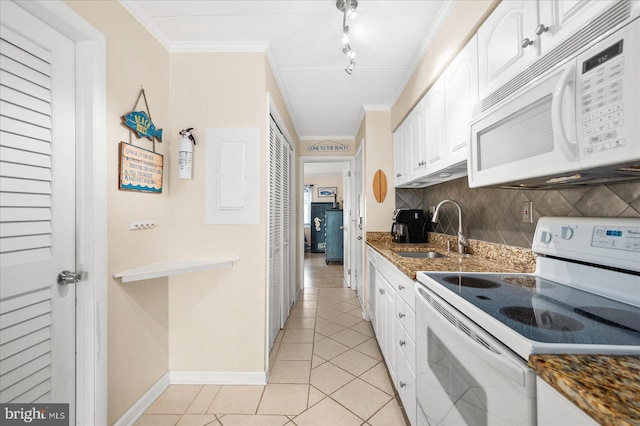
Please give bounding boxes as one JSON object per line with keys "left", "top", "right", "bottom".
{"left": 347, "top": 171, "right": 351, "bottom": 177}
{"left": 348, "top": 268, "right": 351, "bottom": 275}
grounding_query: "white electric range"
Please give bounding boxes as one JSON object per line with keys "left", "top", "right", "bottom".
{"left": 415, "top": 217, "right": 640, "bottom": 425}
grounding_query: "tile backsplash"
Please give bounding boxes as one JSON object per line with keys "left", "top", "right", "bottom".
{"left": 396, "top": 178, "right": 640, "bottom": 249}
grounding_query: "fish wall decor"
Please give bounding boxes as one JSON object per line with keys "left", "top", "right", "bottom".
{"left": 121, "top": 110, "right": 163, "bottom": 142}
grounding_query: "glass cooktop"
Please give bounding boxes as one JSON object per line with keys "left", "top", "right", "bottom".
{"left": 421, "top": 272, "right": 640, "bottom": 346}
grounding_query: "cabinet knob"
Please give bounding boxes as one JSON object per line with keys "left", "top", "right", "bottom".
{"left": 398, "top": 312, "right": 405, "bottom": 319}
{"left": 535, "top": 24, "right": 549, "bottom": 35}
{"left": 379, "top": 289, "right": 385, "bottom": 295}
{"left": 399, "top": 339, "right": 406, "bottom": 347}
{"left": 399, "top": 381, "right": 406, "bottom": 388}
{"left": 398, "top": 285, "right": 405, "bottom": 291}
{"left": 396, "top": 173, "right": 402, "bottom": 178}
{"left": 357, "top": 236, "right": 363, "bottom": 240}
{"left": 521, "top": 38, "right": 534, "bottom": 48}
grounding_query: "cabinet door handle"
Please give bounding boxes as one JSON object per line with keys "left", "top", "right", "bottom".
{"left": 399, "top": 339, "right": 406, "bottom": 347}
{"left": 398, "top": 285, "right": 405, "bottom": 291}
{"left": 521, "top": 38, "right": 534, "bottom": 48}
{"left": 399, "top": 381, "right": 406, "bottom": 388}
{"left": 535, "top": 24, "right": 549, "bottom": 35}
{"left": 379, "top": 289, "right": 385, "bottom": 295}
{"left": 398, "top": 312, "right": 405, "bottom": 319}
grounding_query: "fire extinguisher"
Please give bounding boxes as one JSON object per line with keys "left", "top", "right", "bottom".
{"left": 178, "top": 128, "right": 196, "bottom": 179}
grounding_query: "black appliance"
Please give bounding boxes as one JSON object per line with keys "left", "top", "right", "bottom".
{"left": 391, "top": 209, "right": 427, "bottom": 243}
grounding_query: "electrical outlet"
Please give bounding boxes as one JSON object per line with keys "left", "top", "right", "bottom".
{"left": 522, "top": 201, "right": 533, "bottom": 224}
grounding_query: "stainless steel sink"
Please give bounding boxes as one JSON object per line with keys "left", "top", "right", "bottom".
{"left": 394, "top": 251, "right": 448, "bottom": 259}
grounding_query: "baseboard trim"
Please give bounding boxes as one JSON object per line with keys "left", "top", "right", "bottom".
{"left": 113, "top": 371, "right": 170, "bottom": 426}
{"left": 170, "top": 370, "right": 267, "bottom": 385}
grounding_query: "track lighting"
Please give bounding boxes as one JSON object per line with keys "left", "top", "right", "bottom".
{"left": 336, "top": 0, "right": 359, "bottom": 75}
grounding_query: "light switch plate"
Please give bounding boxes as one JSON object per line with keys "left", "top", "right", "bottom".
{"left": 522, "top": 201, "right": 533, "bottom": 224}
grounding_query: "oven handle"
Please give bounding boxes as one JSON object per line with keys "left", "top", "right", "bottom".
{"left": 418, "top": 287, "right": 527, "bottom": 387}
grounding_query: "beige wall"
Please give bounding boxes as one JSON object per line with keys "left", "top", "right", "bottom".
{"left": 363, "top": 111, "right": 395, "bottom": 232}
{"left": 167, "top": 52, "right": 268, "bottom": 372}
{"left": 64, "top": 1, "right": 171, "bottom": 423}
{"left": 391, "top": 0, "right": 499, "bottom": 130}
{"left": 304, "top": 176, "right": 343, "bottom": 204}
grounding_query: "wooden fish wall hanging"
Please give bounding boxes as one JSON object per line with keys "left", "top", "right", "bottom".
{"left": 121, "top": 88, "right": 163, "bottom": 151}
{"left": 121, "top": 110, "right": 162, "bottom": 142}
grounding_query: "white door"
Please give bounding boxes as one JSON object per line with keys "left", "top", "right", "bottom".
{"left": 342, "top": 162, "right": 351, "bottom": 288}
{"left": 0, "top": 0, "right": 76, "bottom": 419}
{"left": 354, "top": 145, "right": 364, "bottom": 306}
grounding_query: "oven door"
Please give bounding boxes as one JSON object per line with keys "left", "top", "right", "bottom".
{"left": 416, "top": 286, "right": 536, "bottom": 426}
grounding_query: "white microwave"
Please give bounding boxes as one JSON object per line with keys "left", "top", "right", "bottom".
{"left": 468, "top": 15, "right": 640, "bottom": 189}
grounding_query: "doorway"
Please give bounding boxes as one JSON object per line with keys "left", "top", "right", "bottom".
{"left": 300, "top": 158, "right": 354, "bottom": 291}
{"left": 0, "top": 1, "right": 108, "bottom": 424}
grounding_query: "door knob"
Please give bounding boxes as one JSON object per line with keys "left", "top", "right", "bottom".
{"left": 399, "top": 381, "right": 406, "bottom": 388}
{"left": 399, "top": 339, "right": 406, "bottom": 346}
{"left": 57, "top": 270, "right": 81, "bottom": 285}
{"left": 398, "top": 312, "right": 405, "bottom": 319}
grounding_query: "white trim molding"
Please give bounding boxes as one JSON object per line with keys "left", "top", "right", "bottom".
{"left": 113, "top": 372, "right": 170, "bottom": 426}
{"left": 170, "top": 371, "right": 268, "bottom": 385}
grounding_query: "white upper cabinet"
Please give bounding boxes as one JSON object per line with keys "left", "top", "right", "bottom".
{"left": 393, "top": 122, "right": 410, "bottom": 186}
{"left": 392, "top": 36, "right": 477, "bottom": 188}
{"left": 477, "top": 0, "right": 538, "bottom": 99}
{"left": 409, "top": 102, "right": 426, "bottom": 179}
{"left": 444, "top": 35, "right": 478, "bottom": 167}
{"left": 537, "top": 0, "right": 618, "bottom": 54}
{"left": 478, "top": 0, "right": 619, "bottom": 99}
{"left": 423, "top": 78, "right": 446, "bottom": 175}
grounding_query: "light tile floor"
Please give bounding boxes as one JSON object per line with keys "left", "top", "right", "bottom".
{"left": 136, "top": 288, "right": 409, "bottom": 425}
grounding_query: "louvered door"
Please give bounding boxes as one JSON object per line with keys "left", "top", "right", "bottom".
{"left": 0, "top": 1, "right": 76, "bottom": 415}
{"left": 267, "top": 116, "right": 293, "bottom": 352}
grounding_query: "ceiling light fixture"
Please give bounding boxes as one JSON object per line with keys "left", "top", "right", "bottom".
{"left": 336, "top": 0, "right": 359, "bottom": 75}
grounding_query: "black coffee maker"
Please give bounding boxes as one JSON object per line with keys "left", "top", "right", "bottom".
{"left": 391, "top": 209, "right": 427, "bottom": 243}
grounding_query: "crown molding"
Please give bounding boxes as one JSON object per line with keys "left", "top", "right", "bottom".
{"left": 299, "top": 135, "right": 356, "bottom": 141}
{"left": 119, "top": 0, "right": 172, "bottom": 51}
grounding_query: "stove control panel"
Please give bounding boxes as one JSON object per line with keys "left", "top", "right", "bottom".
{"left": 533, "top": 217, "right": 640, "bottom": 272}
{"left": 592, "top": 225, "right": 640, "bottom": 252}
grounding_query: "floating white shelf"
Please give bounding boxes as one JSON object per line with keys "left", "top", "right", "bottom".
{"left": 114, "top": 257, "right": 239, "bottom": 283}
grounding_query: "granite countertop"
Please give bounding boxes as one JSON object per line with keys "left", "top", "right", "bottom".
{"left": 366, "top": 231, "right": 536, "bottom": 279}
{"left": 530, "top": 355, "right": 640, "bottom": 426}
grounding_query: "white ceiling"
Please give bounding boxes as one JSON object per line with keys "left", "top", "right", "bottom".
{"left": 121, "top": 0, "right": 453, "bottom": 139}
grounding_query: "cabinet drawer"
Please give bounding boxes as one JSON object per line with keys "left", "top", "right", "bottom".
{"left": 396, "top": 298, "right": 416, "bottom": 341}
{"left": 397, "top": 351, "right": 417, "bottom": 426}
{"left": 396, "top": 321, "right": 416, "bottom": 373}
{"left": 394, "top": 277, "right": 415, "bottom": 311}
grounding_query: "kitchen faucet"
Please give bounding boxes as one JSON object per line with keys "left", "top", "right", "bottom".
{"left": 432, "top": 200, "right": 469, "bottom": 254}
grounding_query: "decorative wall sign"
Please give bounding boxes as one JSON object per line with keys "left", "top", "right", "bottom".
{"left": 373, "top": 169, "right": 387, "bottom": 203}
{"left": 306, "top": 140, "right": 350, "bottom": 152}
{"left": 120, "top": 88, "right": 163, "bottom": 153}
{"left": 318, "top": 187, "right": 337, "bottom": 197}
{"left": 121, "top": 110, "right": 162, "bottom": 143}
{"left": 119, "top": 142, "right": 164, "bottom": 193}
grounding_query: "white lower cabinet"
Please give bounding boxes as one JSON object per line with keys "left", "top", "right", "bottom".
{"left": 370, "top": 252, "right": 417, "bottom": 425}
{"left": 537, "top": 377, "right": 597, "bottom": 425}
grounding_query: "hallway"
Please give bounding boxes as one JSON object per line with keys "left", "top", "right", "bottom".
{"left": 135, "top": 256, "right": 407, "bottom": 425}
